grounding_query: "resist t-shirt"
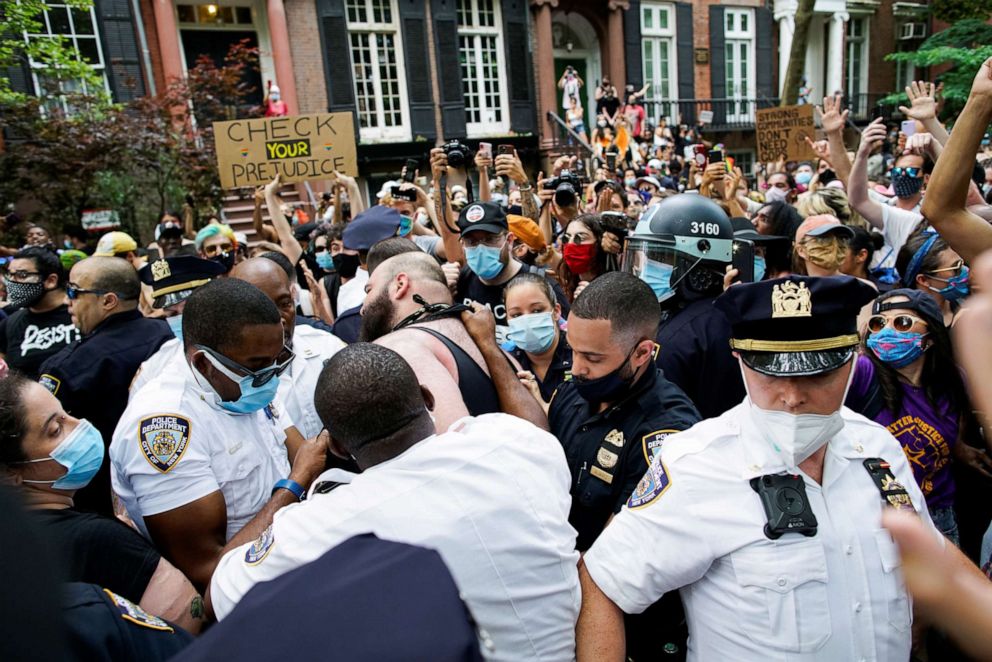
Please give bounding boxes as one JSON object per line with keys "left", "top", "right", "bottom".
{"left": 0, "top": 305, "right": 79, "bottom": 378}
{"left": 848, "top": 355, "right": 958, "bottom": 508}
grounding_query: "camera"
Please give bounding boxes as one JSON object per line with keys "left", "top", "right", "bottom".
{"left": 441, "top": 140, "right": 471, "bottom": 168}
{"left": 543, "top": 169, "right": 583, "bottom": 208}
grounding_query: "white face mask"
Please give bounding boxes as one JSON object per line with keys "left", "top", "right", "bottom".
{"left": 740, "top": 359, "right": 854, "bottom": 472}
{"left": 764, "top": 186, "right": 789, "bottom": 203}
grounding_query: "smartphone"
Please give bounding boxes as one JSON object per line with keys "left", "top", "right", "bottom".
{"left": 390, "top": 186, "right": 418, "bottom": 202}
{"left": 497, "top": 144, "right": 514, "bottom": 156}
{"left": 901, "top": 120, "right": 916, "bottom": 137}
{"left": 732, "top": 239, "right": 755, "bottom": 283}
{"left": 478, "top": 142, "right": 493, "bottom": 157}
{"left": 605, "top": 150, "right": 617, "bottom": 172}
{"left": 693, "top": 144, "right": 708, "bottom": 167}
{"left": 708, "top": 149, "right": 725, "bottom": 168}
{"left": 402, "top": 158, "right": 418, "bottom": 183}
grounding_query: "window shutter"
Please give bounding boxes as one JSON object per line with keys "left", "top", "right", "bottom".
{"left": 755, "top": 7, "right": 774, "bottom": 102}
{"left": 709, "top": 6, "right": 726, "bottom": 127}
{"left": 93, "top": 0, "right": 146, "bottom": 102}
{"left": 398, "top": 1, "right": 435, "bottom": 140}
{"left": 623, "top": 0, "right": 642, "bottom": 90}
{"left": 316, "top": 0, "right": 356, "bottom": 129}
{"left": 501, "top": 0, "right": 534, "bottom": 134}
{"left": 3, "top": 58, "right": 35, "bottom": 97}
{"left": 675, "top": 2, "right": 695, "bottom": 102}
{"left": 431, "top": 0, "right": 466, "bottom": 140}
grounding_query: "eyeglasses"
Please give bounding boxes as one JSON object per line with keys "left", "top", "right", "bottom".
{"left": 5, "top": 270, "right": 42, "bottom": 282}
{"left": 66, "top": 285, "right": 137, "bottom": 301}
{"left": 867, "top": 314, "right": 927, "bottom": 334}
{"left": 924, "top": 259, "right": 964, "bottom": 280}
{"left": 196, "top": 343, "right": 295, "bottom": 387}
{"left": 891, "top": 167, "right": 922, "bottom": 178}
{"left": 461, "top": 233, "right": 506, "bottom": 249}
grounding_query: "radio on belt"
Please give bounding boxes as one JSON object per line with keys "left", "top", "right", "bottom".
{"left": 749, "top": 473, "right": 818, "bottom": 539}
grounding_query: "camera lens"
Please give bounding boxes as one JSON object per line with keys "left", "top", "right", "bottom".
{"left": 554, "top": 183, "right": 576, "bottom": 208}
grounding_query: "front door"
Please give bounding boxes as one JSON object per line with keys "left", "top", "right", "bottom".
{"left": 180, "top": 29, "right": 263, "bottom": 107}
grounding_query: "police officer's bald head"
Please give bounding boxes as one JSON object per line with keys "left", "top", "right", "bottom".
{"left": 231, "top": 257, "right": 296, "bottom": 341}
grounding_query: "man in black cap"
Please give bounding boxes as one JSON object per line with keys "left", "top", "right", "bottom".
{"left": 451, "top": 201, "right": 569, "bottom": 345}
{"left": 576, "top": 275, "right": 965, "bottom": 661}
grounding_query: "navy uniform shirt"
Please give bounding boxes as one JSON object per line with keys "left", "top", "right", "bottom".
{"left": 39, "top": 310, "right": 172, "bottom": 516}
{"left": 548, "top": 363, "right": 700, "bottom": 551}
{"left": 511, "top": 331, "right": 573, "bottom": 402}
{"left": 656, "top": 296, "right": 744, "bottom": 420}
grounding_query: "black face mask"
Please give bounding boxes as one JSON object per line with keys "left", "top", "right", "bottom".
{"left": 210, "top": 251, "right": 235, "bottom": 273}
{"left": 573, "top": 343, "right": 642, "bottom": 404}
{"left": 333, "top": 253, "right": 361, "bottom": 279}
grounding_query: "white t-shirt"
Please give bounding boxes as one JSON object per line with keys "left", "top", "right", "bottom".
{"left": 277, "top": 324, "right": 346, "bottom": 439}
{"left": 584, "top": 402, "right": 939, "bottom": 662}
{"left": 874, "top": 204, "right": 924, "bottom": 270}
{"left": 211, "top": 413, "right": 581, "bottom": 661}
{"left": 336, "top": 267, "right": 369, "bottom": 314}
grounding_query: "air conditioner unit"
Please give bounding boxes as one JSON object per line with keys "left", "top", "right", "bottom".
{"left": 899, "top": 22, "right": 926, "bottom": 40}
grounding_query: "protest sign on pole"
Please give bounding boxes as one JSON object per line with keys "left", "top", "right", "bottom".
{"left": 213, "top": 112, "right": 358, "bottom": 189}
{"left": 755, "top": 104, "right": 817, "bottom": 163}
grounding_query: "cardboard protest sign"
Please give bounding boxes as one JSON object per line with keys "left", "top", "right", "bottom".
{"left": 755, "top": 104, "right": 817, "bottom": 163}
{"left": 213, "top": 112, "right": 358, "bottom": 189}
{"left": 81, "top": 209, "right": 120, "bottom": 232}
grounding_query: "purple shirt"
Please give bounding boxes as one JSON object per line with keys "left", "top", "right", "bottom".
{"left": 849, "top": 355, "right": 958, "bottom": 508}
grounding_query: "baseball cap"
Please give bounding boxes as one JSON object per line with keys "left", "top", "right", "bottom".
{"left": 507, "top": 215, "right": 546, "bottom": 253}
{"left": 457, "top": 202, "right": 508, "bottom": 237}
{"left": 647, "top": 159, "right": 664, "bottom": 172}
{"left": 93, "top": 231, "right": 138, "bottom": 257}
{"left": 795, "top": 215, "right": 855, "bottom": 244}
{"left": 635, "top": 175, "right": 662, "bottom": 190}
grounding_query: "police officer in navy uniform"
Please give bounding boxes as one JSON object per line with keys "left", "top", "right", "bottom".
{"left": 624, "top": 194, "right": 744, "bottom": 419}
{"left": 38, "top": 256, "right": 173, "bottom": 516}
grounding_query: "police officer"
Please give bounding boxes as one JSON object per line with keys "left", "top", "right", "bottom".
{"left": 624, "top": 194, "right": 743, "bottom": 419}
{"left": 111, "top": 279, "right": 328, "bottom": 593}
{"left": 576, "top": 275, "right": 963, "bottom": 661}
{"left": 38, "top": 256, "right": 173, "bottom": 515}
{"left": 129, "top": 255, "right": 226, "bottom": 396}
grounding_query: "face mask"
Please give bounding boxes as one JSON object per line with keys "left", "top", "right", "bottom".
{"left": 465, "top": 244, "right": 505, "bottom": 280}
{"left": 315, "top": 250, "right": 334, "bottom": 271}
{"left": 18, "top": 419, "right": 104, "bottom": 490}
{"left": 764, "top": 187, "right": 789, "bottom": 203}
{"left": 507, "top": 312, "right": 556, "bottom": 354}
{"left": 803, "top": 237, "right": 846, "bottom": 271}
{"left": 63, "top": 239, "right": 73, "bottom": 249}
{"left": 867, "top": 327, "right": 928, "bottom": 368}
{"left": 563, "top": 242, "right": 598, "bottom": 275}
{"left": 332, "top": 253, "right": 361, "bottom": 279}
{"left": 4, "top": 278, "right": 46, "bottom": 307}
{"left": 398, "top": 216, "right": 414, "bottom": 237}
{"left": 754, "top": 255, "right": 767, "bottom": 282}
{"left": 167, "top": 314, "right": 183, "bottom": 340}
{"left": 574, "top": 344, "right": 641, "bottom": 404}
{"left": 597, "top": 120, "right": 607, "bottom": 129}
{"left": 891, "top": 173, "right": 923, "bottom": 199}
{"left": 198, "top": 352, "right": 281, "bottom": 414}
{"left": 624, "top": 177, "right": 637, "bottom": 188}
{"left": 639, "top": 258, "right": 675, "bottom": 302}
{"left": 270, "top": 91, "right": 280, "bottom": 101}
{"left": 930, "top": 265, "right": 970, "bottom": 302}
{"left": 637, "top": 189, "right": 653, "bottom": 204}
{"left": 795, "top": 171, "right": 813, "bottom": 186}
{"left": 211, "top": 251, "right": 236, "bottom": 273}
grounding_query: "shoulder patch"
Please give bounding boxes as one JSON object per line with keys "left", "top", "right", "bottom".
{"left": 244, "top": 525, "right": 275, "bottom": 565}
{"left": 102, "top": 589, "right": 173, "bottom": 631}
{"left": 39, "top": 374, "right": 61, "bottom": 395}
{"left": 627, "top": 457, "right": 672, "bottom": 509}
{"left": 138, "top": 414, "right": 191, "bottom": 473}
{"left": 642, "top": 429, "right": 679, "bottom": 465}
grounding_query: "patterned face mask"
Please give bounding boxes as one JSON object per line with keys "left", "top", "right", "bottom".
{"left": 802, "top": 236, "right": 847, "bottom": 271}
{"left": 3, "top": 278, "right": 46, "bottom": 307}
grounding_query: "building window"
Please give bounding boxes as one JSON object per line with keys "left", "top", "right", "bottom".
{"left": 727, "top": 150, "right": 755, "bottom": 178}
{"left": 457, "top": 0, "right": 508, "bottom": 136}
{"left": 846, "top": 16, "right": 869, "bottom": 116}
{"left": 641, "top": 1, "right": 677, "bottom": 122}
{"left": 176, "top": 4, "right": 254, "bottom": 25}
{"left": 723, "top": 8, "right": 755, "bottom": 122}
{"left": 23, "top": 2, "right": 109, "bottom": 110}
{"left": 346, "top": 0, "right": 410, "bottom": 141}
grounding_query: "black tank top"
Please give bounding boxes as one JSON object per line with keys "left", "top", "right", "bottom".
{"left": 410, "top": 327, "right": 501, "bottom": 417}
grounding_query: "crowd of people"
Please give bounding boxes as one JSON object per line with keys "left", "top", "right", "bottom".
{"left": 6, "top": 59, "right": 992, "bottom": 661}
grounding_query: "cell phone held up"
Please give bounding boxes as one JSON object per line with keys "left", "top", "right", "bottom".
{"left": 692, "top": 144, "right": 708, "bottom": 168}
{"left": 732, "top": 238, "right": 755, "bottom": 283}
{"left": 605, "top": 149, "right": 618, "bottom": 173}
{"left": 402, "top": 158, "right": 418, "bottom": 183}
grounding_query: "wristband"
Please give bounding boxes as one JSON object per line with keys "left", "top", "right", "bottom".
{"left": 272, "top": 478, "right": 305, "bottom": 501}
{"left": 518, "top": 183, "right": 533, "bottom": 192}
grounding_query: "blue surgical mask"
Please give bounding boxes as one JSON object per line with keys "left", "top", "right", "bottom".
{"left": 398, "top": 216, "right": 414, "bottom": 237}
{"left": 18, "top": 419, "right": 104, "bottom": 490}
{"left": 929, "top": 265, "right": 970, "bottom": 302}
{"left": 754, "top": 255, "right": 767, "bottom": 282}
{"left": 199, "top": 351, "right": 282, "bottom": 414}
{"left": 639, "top": 259, "right": 675, "bottom": 302}
{"left": 465, "top": 244, "right": 505, "bottom": 280}
{"left": 315, "top": 250, "right": 334, "bottom": 271}
{"left": 507, "top": 312, "right": 556, "bottom": 354}
{"left": 866, "top": 327, "right": 928, "bottom": 368}
{"left": 795, "top": 171, "right": 813, "bottom": 186}
{"left": 167, "top": 314, "right": 183, "bottom": 340}
{"left": 624, "top": 177, "right": 637, "bottom": 188}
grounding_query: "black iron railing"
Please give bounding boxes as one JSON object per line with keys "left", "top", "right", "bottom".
{"left": 844, "top": 93, "right": 899, "bottom": 123}
{"left": 641, "top": 97, "right": 781, "bottom": 131}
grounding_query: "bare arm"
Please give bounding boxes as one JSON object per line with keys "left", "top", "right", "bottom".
{"left": 816, "top": 94, "right": 852, "bottom": 187}
{"left": 460, "top": 304, "right": 550, "bottom": 431}
{"left": 576, "top": 559, "right": 626, "bottom": 662}
{"left": 848, "top": 118, "right": 888, "bottom": 230}
{"left": 139, "top": 557, "right": 207, "bottom": 634}
{"left": 430, "top": 148, "right": 464, "bottom": 265}
{"left": 337, "top": 173, "right": 365, "bottom": 215}
{"left": 263, "top": 175, "right": 304, "bottom": 265}
{"left": 475, "top": 150, "right": 492, "bottom": 202}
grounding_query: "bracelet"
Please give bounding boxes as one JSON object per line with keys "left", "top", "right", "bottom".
{"left": 518, "top": 183, "right": 533, "bottom": 192}
{"left": 272, "top": 478, "right": 305, "bottom": 501}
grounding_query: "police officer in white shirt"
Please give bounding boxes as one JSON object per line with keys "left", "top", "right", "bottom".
{"left": 230, "top": 257, "right": 346, "bottom": 438}
{"left": 111, "top": 279, "right": 329, "bottom": 593}
{"left": 209, "top": 343, "right": 580, "bottom": 661}
{"left": 576, "top": 275, "right": 975, "bottom": 662}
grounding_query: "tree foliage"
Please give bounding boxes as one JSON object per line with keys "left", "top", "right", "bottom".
{"left": 930, "top": 0, "right": 992, "bottom": 23}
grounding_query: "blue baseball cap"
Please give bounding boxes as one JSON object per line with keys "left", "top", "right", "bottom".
{"left": 342, "top": 206, "right": 402, "bottom": 251}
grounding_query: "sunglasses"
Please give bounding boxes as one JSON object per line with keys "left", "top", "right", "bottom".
{"left": 924, "top": 259, "right": 965, "bottom": 280}
{"left": 867, "top": 314, "right": 926, "bottom": 334}
{"left": 196, "top": 344, "right": 295, "bottom": 387}
{"left": 891, "top": 167, "right": 922, "bottom": 178}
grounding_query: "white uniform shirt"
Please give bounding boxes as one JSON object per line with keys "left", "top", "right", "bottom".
{"left": 111, "top": 363, "right": 293, "bottom": 541}
{"left": 336, "top": 266, "right": 369, "bottom": 313}
{"left": 129, "top": 337, "right": 184, "bottom": 399}
{"left": 277, "top": 325, "right": 346, "bottom": 439}
{"left": 585, "top": 402, "right": 939, "bottom": 662}
{"left": 211, "top": 413, "right": 581, "bottom": 661}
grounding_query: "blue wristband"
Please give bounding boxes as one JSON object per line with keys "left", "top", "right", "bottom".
{"left": 272, "top": 478, "right": 305, "bottom": 501}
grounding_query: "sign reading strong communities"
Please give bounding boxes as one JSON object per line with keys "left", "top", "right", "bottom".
{"left": 213, "top": 112, "right": 358, "bottom": 188}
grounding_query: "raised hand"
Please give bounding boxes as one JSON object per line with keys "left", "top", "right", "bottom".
{"left": 970, "top": 57, "right": 992, "bottom": 99}
{"left": 816, "top": 94, "right": 849, "bottom": 134}
{"left": 899, "top": 81, "right": 938, "bottom": 122}
{"left": 857, "top": 118, "right": 888, "bottom": 156}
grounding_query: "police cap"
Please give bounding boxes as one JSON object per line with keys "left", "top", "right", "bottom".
{"left": 714, "top": 274, "right": 877, "bottom": 376}
{"left": 138, "top": 255, "right": 226, "bottom": 309}
{"left": 342, "top": 206, "right": 401, "bottom": 251}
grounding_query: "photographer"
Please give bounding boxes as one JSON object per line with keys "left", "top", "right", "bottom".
{"left": 558, "top": 65, "right": 583, "bottom": 113}
{"left": 538, "top": 159, "right": 583, "bottom": 245}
